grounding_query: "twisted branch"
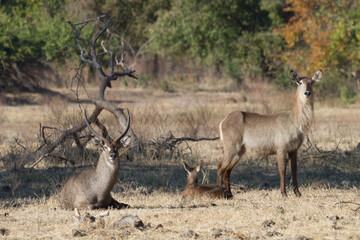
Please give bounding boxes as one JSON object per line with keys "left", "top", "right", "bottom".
{"left": 37, "top": 16, "right": 140, "bottom": 166}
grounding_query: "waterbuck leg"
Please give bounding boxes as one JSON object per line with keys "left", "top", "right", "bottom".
{"left": 109, "top": 197, "right": 130, "bottom": 209}
{"left": 223, "top": 169, "right": 231, "bottom": 195}
{"left": 216, "top": 157, "right": 225, "bottom": 186}
{"left": 218, "top": 150, "right": 237, "bottom": 192}
{"left": 277, "top": 151, "right": 287, "bottom": 197}
{"left": 289, "top": 151, "right": 301, "bottom": 197}
{"left": 223, "top": 153, "right": 241, "bottom": 197}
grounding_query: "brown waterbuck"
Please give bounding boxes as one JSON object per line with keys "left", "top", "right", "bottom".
{"left": 217, "top": 69, "right": 323, "bottom": 197}
{"left": 59, "top": 109, "right": 131, "bottom": 210}
{"left": 182, "top": 162, "right": 231, "bottom": 199}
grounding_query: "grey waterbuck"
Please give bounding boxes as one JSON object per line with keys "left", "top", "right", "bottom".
{"left": 217, "top": 69, "right": 323, "bottom": 197}
{"left": 59, "top": 109, "right": 131, "bottom": 210}
{"left": 182, "top": 162, "right": 231, "bottom": 199}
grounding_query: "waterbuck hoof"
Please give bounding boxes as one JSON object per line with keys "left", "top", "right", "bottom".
{"left": 111, "top": 202, "right": 130, "bottom": 209}
{"left": 281, "top": 192, "right": 288, "bottom": 198}
{"left": 224, "top": 192, "right": 233, "bottom": 199}
{"left": 118, "top": 203, "right": 130, "bottom": 209}
{"left": 294, "top": 190, "right": 302, "bottom": 197}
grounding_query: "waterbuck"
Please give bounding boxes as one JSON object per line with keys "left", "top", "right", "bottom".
{"left": 182, "top": 162, "right": 231, "bottom": 199}
{"left": 59, "top": 109, "right": 131, "bottom": 210}
{"left": 217, "top": 69, "right": 323, "bottom": 197}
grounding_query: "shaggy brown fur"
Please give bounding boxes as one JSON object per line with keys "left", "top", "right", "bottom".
{"left": 59, "top": 111, "right": 131, "bottom": 209}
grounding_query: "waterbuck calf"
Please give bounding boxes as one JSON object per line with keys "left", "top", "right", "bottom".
{"left": 59, "top": 109, "right": 131, "bottom": 210}
{"left": 182, "top": 162, "right": 231, "bottom": 199}
{"left": 217, "top": 70, "right": 323, "bottom": 197}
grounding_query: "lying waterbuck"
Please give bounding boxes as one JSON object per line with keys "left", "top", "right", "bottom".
{"left": 217, "top": 70, "right": 323, "bottom": 197}
{"left": 182, "top": 162, "right": 231, "bottom": 199}
{"left": 59, "top": 109, "right": 131, "bottom": 210}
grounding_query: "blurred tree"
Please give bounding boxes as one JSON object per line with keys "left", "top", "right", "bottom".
{"left": 277, "top": 0, "right": 360, "bottom": 100}
{"left": 147, "top": 0, "right": 285, "bottom": 82}
{"left": 0, "top": 0, "right": 71, "bottom": 66}
{"left": 96, "top": 0, "right": 171, "bottom": 49}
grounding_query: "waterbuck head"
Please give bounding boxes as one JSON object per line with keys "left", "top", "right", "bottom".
{"left": 84, "top": 109, "right": 131, "bottom": 166}
{"left": 290, "top": 69, "right": 323, "bottom": 102}
{"left": 183, "top": 162, "right": 201, "bottom": 185}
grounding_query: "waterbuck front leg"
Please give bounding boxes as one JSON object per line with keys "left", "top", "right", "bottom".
{"left": 108, "top": 197, "right": 130, "bottom": 209}
{"left": 277, "top": 151, "right": 287, "bottom": 197}
{"left": 289, "top": 151, "right": 301, "bottom": 197}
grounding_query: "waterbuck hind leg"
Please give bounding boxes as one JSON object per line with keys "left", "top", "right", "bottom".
{"left": 219, "top": 149, "right": 238, "bottom": 192}
{"left": 109, "top": 197, "right": 130, "bottom": 209}
{"left": 223, "top": 158, "right": 239, "bottom": 197}
{"left": 289, "top": 151, "right": 301, "bottom": 197}
{"left": 224, "top": 189, "right": 233, "bottom": 199}
{"left": 277, "top": 151, "right": 287, "bottom": 197}
{"left": 216, "top": 157, "right": 225, "bottom": 186}
{"left": 223, "top": 167, "right": 233, "bottom": 198}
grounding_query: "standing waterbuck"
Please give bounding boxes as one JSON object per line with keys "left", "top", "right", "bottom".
{"left": 59, "top": 109, "right": 131, "bottom": 210}
{"left": 217, "top": 70, "right": 323, "bottom": 197}
{"left": 182, "top": 162, "right": 231, "bottom": 199}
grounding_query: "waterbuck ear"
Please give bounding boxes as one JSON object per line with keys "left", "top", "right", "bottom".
{"left": 120, "top": 135, "right": 131, "bottom": 147}
{"left": 312, "top": 70, "right": 323, "bottom": 83}
{"left": 195, "top": 165, "right": 201, "bottom": 172}
{"left": 289, "top": 70, "right": 300, "bottom": 84}
{"left": 183, "top": 161, "right": 192, "bottom": 174}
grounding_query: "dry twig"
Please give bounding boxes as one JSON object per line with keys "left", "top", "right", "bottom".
{"left": 335, "top": 201, "right": 360, "bottom": 212}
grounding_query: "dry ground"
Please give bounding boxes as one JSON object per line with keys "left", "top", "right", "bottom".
{"left": 1, "top": 189, "right": 360, "bottom": 239}
{"left": 1, "top": 84, "right": 360, "bottom": 239}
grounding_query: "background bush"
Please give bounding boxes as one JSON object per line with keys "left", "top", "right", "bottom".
{"left": 0, "top": 0, "right": 359, "bottom": 102}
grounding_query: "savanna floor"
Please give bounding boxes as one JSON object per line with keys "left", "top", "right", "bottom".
{"left": 1, "top": 85, "right": 360, "bottom": 239}
{"left": 1, "top": 188, "right": 360, "bottom": 239}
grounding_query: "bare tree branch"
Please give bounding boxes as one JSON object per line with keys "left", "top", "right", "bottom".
{"left": 43, "top": 106, "right": 103, "bottom": 155}
{"left": 30, "top": 153, "right": 50, "bottom": 169}
{"left": 14, "top": 138, "right": 27, "bottom": 151}
{"left": 69, "top": 62, "right": 87, "bottom": 99}
{"left": 39, "top": 16, "right": 141, "bottom": 163}
{"left": 165, "top": 136, "right": 220, "bottom": 147}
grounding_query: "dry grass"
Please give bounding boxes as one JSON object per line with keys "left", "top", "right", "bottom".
{"left": 1, "top": 189, "right": 360, "bottom": 239}
{"left": 1, "top": 84, "right": 360, "bottom": 239}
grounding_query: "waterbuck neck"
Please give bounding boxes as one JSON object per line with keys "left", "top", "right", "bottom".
{"left": 187, "top": 172, "right": 198, "bottom": 186}
{"left": 94, "top": 151, "right": 120, "bottom": 193}
{"left": 292, "top": 87, "right": 314, "bottom": 133}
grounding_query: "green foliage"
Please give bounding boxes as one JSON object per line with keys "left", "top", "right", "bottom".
{"left": 90, "top": 0, "right": 171, "bottom": 49}
{"left": 261, "top": 0, "right": 291, "bottom": 29}
{"left": 272, "top": 67, "right": 292, "bottom": 89}
{"left": 1, "top": 0, "right": 359, "bottom": 103}
{"left": 136, "top": 73, "right": 154, "bottom": 87}
{"left": 160, "top": 79, "right": 171, "bottom": 92}
{"left": 148, "top": 0, "right": 285, "bottom": 82}
{"left": 340, "top": 86, "right": 357, "bottom": 105}
{"left": 315, "top": 70, "right": 358, "bottom": 104}
{"left": 277, "top": 0, "right": 360, "bottom": 99}
{"left": 0, "top": 0, "right": 71, "bottom": 66}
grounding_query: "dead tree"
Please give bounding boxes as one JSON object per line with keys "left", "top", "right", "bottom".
{"left": 39, "top": 16, "right": 139, "bottom": 163}
{"left": 34, "top": 16, "right": 223, "bottom": 167}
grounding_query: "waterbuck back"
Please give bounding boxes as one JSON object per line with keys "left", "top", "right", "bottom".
{"left": 217, "top": 70, "right": 323, "bottom": 197}
{"left": 59, "top": 109, "right": 131, "bottom": 210}
{"left": 182, "top": 162, "right": 231, "bottom": 199}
